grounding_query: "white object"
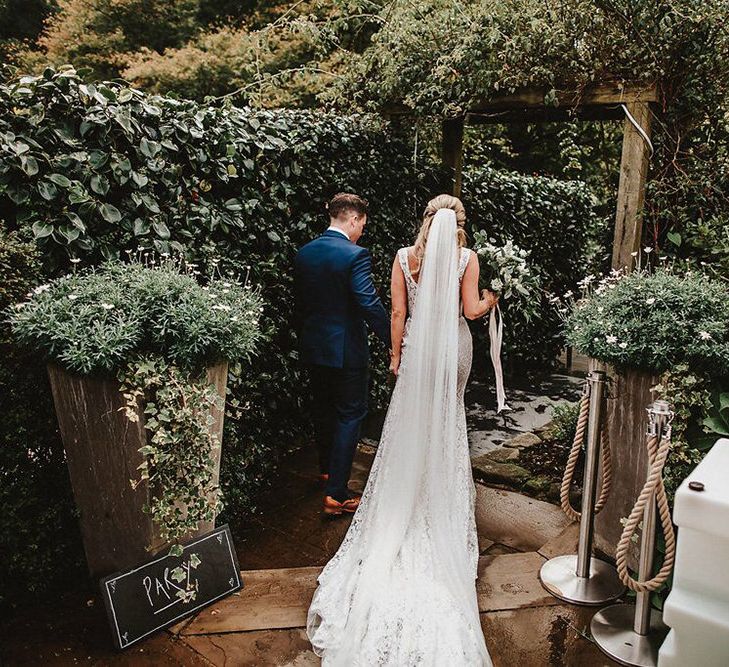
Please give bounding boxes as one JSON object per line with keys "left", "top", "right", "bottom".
{"left": 488, "top": 303, "right": 511, "bottom": 413}
{"left": 658, "top": 438, "right": 729, "bottom": 667}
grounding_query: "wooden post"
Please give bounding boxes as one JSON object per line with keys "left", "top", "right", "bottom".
{"left": 612, "top": 101, "right": 652, "bottom": 269}
{"left": 442, "top": 116, "right": 465, "bottom": 197}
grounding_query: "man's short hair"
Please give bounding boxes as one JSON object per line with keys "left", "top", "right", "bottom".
{"left": 326, "top": 192, "right": 369, "bottom": 219}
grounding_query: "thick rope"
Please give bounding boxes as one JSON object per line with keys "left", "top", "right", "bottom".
{"left": 559, "top": 387, "right": 613, "bottom": 522}
{"left": 615, "top": 431, "right": 676, "bottom": 593}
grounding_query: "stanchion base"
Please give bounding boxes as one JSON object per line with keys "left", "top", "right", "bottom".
{"left": 591, "top": 603, "right": 668, "bottom": 667}
{"left": 539, "top": 554, "right": 626, "bottom": 606}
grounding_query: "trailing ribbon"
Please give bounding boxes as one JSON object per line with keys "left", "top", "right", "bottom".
{"left": 488, "top": 303, "right": 511, "bottom": 413}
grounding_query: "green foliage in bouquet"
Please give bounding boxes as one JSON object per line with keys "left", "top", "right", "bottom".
{"left": 472, "top": 232, "right": 541, "bottom": 320}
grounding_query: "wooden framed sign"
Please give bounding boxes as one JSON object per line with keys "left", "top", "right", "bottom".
{"left": 100, "top": 524, "right": 241, "bottom": 650}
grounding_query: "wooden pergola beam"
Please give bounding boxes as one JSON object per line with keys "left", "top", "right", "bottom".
{"left": 468, "top": 83, "right": 658, "bottom": 113}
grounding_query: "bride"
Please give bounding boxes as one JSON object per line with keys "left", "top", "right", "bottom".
{"left": 307, "top": 194, "right": 498, "bottom": 666}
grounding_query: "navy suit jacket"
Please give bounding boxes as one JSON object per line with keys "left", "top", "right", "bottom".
{"left": 294, "top": 229, "right": 391, "bottom": 369}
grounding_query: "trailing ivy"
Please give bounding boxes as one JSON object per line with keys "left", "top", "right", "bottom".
{"left": 119, "top": 356, "right": 225, "bottom": 546}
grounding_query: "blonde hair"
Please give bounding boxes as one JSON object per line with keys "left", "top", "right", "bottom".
{"left": 411, "top": 194, "right": 467, "bottom": 276}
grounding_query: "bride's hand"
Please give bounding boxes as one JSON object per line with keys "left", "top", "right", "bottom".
{"left": 481, "top": 289, "right": 499, "bottom": 311}
{"left": 389, "top": 354, "right": 400, "bottom": 376}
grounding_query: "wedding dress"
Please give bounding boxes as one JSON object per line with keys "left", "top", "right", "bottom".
{"left": 307, "top": 209, "right": 492, "bottom": 666}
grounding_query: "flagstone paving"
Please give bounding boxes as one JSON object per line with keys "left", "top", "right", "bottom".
{"left": 1, "top": 441, "right": 620, "bottom": 666}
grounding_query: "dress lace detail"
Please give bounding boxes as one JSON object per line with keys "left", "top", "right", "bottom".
{"left": 307, "top": 245, "right": 491, "bottom": 666}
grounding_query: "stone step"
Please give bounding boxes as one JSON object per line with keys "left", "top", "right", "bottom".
{"left": 174, "top": 549, "right": 564, "bottom": 638}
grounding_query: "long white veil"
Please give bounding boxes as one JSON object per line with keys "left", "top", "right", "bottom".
{"left": 308, "top": 208, "right": 488, "bottom": 665}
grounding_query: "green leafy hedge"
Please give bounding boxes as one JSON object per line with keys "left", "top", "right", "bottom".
{"left": 463, "top": 165, "right": 602, "bottom": 368}
{"left": 0, "top": 228, "right": 85, "bottom": 608}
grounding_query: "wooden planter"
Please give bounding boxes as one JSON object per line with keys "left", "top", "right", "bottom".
{"left": 590, "top": 360, "right": 659, "bottom": 562}
{"left": 47, "top": 361, "right": 228, "bottom": 578}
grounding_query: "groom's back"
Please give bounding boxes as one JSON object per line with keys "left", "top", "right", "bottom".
{"left": 294, "top": 232, "right": 369, "bottom": 368}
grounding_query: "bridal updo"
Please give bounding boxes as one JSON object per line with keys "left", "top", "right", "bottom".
{"left": 411, "top": 194, "right": 467, "bottom": 276}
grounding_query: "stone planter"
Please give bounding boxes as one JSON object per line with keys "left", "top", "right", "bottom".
{"left": 590, "top": 360, "right": 659, "bottom": 562}
{"left": 47, "top": 361, "right": 227, "bottom": 578}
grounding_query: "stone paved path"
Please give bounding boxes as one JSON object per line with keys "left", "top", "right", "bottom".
{"left": 1, "top": 441, "right": 621, "bottom": 666}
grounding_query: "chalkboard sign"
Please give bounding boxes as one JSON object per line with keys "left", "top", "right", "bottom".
{"left": 100, "top": 524, "right": 241, "bottom": 650}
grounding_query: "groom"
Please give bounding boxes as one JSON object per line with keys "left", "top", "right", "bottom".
{"left": 294, "top": 193, "right": 391, "bottom": 516}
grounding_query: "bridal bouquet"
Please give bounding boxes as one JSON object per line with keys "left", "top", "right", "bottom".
{"left": 472, "top": 232, "right": 541, "bottom": 412}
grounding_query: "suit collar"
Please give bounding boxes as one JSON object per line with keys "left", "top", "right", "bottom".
{"left": 322, "top": 228, "right": 351, "bottom": 241}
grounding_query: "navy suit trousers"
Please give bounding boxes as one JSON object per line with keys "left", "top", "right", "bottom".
{"left": 308, "top": 364, "right": 369, "bottom": 502}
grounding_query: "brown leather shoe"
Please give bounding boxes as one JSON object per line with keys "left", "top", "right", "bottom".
{"left": 323, "top": 495, "right": 360, "bottom": 516}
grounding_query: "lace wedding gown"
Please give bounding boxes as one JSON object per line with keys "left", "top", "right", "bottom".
{"left": 307, "top": 211, "right": 492, "bottom": 666}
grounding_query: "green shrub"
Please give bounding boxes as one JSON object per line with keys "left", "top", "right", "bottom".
{"left": 548, "top": 401, "right": 581, "bottom": 447}
{"left": 9, "top": 259, "right": 263, "bottom": 375}
{"left": 564, "top": 266, "right": 729, "bottom": 376}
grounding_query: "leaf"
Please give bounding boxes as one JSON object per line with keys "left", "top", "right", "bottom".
{"left": 58, "top": 225, "right": 80, "bottom": 244}
{"left": 667, "top": 231, "right": 682, "bottom": 247}
{"left": 140, "top": 137, "right": 161, "bottom": 158}
{"left": 20, "top": 155, "right": 39, "bottom": 176}
{"left": 703, "top": 416, "right": 729, "bottom": 436}
{"left": 48, "top": 173, "right": 72, "bottom": 188}
{"left": 189, "top": 553, "right": 201, "bottom": 569}
{"left": 100, "top": 203, "right": 122, "bottom": 223}
{"left": 224, "top": 198, "right": 243, "bottom": 211}
{"left": 32, "top": 221, "right": 53, "bottom": 238}
{"left": 90, "top": 174, "right": 110, "bottom": 195}
{"left": 65, "top": 212, "right": 86, "bottom": 231}
{"left": 133, "top": 218, "right": 150, "bottom": 236}
{"left": 152, "top": 220, "right": 170, "bottom": 239}
{"left": 37, "top": 180, "right": 58, "bottom": 200}
{"left": 267, "top": 230, "right": 281, "bottom": 243}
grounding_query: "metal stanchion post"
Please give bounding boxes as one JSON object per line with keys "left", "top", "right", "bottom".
{"left": 591, "top": 400, "right": 672, "bottom": 667}
{"left": 539, "top": 370, "right": 625, "bottom": 605}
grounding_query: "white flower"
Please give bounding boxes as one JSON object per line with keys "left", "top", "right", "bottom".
{"left": 644, "top": 246, "right": 653, "bottom": 254}
{"left": 33, "top": 284, "right": 51, "bottom": 294}
{"left": 619, "top": 342, "right": 628, "bottom": 349}
{"left": 70, "top": 258, "right": 81, "bottom": 264}
{"left": 606, "top": 335, "right": 618, "bottom": 344}
{"left": 631, "top": 251, "right": 638, "bottom": 257}
{"left": 597, "top": 306, "right": 604, "bottom": 313}
{"left": 491, "top": 278, "right": 503, "bottom": 291}
{"left": 68, "top": 294, "right": 79, "bottom": 301}
{"left": 212, "top": 304, "right": 231, "bottom": 312}
{"left": 645, "top": 297, "right": 656, "bottom": 305}
{"left": 564, "top": 290, "right": 574, "bottom": 299}
{"left": 699, "top": 331, "right": 712, "bottom": 341}
{"left": 101, "top": 303, "right": 115, "bottom": 310}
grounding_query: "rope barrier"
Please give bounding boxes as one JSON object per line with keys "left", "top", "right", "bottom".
{"left": 615, "top": 428, "right": 676, "bottom": 593}
{"left": 559, "top": 383, "right": 613, "bottom": 522}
